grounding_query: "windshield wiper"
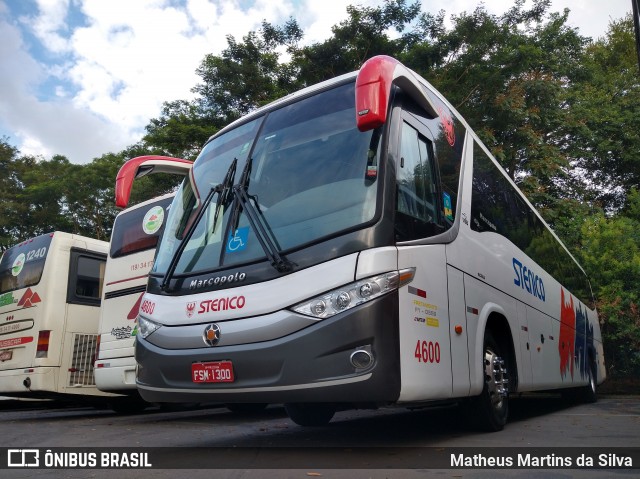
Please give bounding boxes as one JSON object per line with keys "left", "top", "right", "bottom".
{"left": 211, "top": 158, "right": 237, "bottom": 234}
{"left": 224, "top": 157, "right": 294, "bottom": 273}
{"left": 160, "top": 158, "right": 238, "bottom": 291}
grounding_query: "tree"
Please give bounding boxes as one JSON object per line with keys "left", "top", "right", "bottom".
{"left": 0, "top": 138, "right": 27, "bottom": 246}
{"left": 0, "top": 141, "right": 80, "bottom": 245}
{"left": 19, "top": 154, "right": 76, "bottom": 236}
{"left": 65, "top": 153, "right": 122, "bottom": 241}
{"left": 411, "top": 0, "right": 588, "bottom": 210}
{"left": 144, "top": 20, "right": 304, "bottom": 160}
{"left": 565, "top": 15, "right": 640, "bottom": 211}
{"left": 193, "top": 19, "right": 303, "bottom": 121}
{"left": 296, "top": 0, "right": 424, "bottom": 84}
{"left": 143, "top": 100, "right": 217, "bottom": 161}
{"left": 580, "top": 189, "right": 640, "bottom": 378}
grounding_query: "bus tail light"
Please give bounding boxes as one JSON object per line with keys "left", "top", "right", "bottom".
{"left": 291, "top": 268, "right": 416, "bottom": 319}
{"left": 36, "top": 330, "right": 51, "bottom": 358}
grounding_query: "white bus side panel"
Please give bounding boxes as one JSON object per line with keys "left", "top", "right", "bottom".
{"left": 462, "top": 274, "right": 520, "bottom": 396}
{"left": 448, "top": 189, "right": 600, "bottom": 393}
{"left": 98, "top": 281, "right": 141, "bottom": 362}
{"left": 95, "top": 291, "right": 139, "bottom": 391}
{"left": 515, "top": 301, "right": 533, "bottom": 389}
{"left": 446, "top": 265, "right": 470, "bottom": 397}
{"left": 526, "top": 305, "right": 557, "bottom": 390}
{"left": 397, "top": 245, "right": 452, "bottom": 402}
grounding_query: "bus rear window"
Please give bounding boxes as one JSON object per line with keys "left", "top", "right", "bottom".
{"left": 109, "top": 197, "right": 173, "bottom": 259}
{"left": 0, "top": 233, "right": 53, "bottom": 294}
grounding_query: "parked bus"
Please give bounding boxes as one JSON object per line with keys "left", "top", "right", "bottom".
{"left": 95, "top": 156, "right": 192, "bottom": 412}
{"left": 0, "top": 232, "right": 109, "bottom": 400}
{"left": 133, "top": 55, "right": 605, "bottom": 430}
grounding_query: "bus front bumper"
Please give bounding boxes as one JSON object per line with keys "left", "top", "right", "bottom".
{"left": 136, "top": 293, "right": 400, "bottom": 405}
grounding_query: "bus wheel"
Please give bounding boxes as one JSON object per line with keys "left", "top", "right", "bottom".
{"left": 285, "top": 403, "right": 335, "bottom": 427}
{"left": 470, "top": 331, "right": 509, "bottom": 432}
{"left": 577, "top": 361, "right": 598, "bottom": 404}
{"left": 226, "top": 403, "right": 268, "bottom": 414}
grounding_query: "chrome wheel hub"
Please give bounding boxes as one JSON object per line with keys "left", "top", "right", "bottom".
{"left": 484, "top": 349, "right": 509, "bottom": 410}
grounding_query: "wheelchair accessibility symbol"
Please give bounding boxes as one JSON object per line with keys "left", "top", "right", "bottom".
{"left": 226, "top": 227, "right": 249, "bottom": 253}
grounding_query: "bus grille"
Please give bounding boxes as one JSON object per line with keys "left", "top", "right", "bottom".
{"left": 69, "top": 333, "right": 97, "bottom": 387}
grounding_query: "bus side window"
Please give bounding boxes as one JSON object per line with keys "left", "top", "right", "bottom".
{"left": 66, "top": 249, "right": 107, "bottom": 306}
{"left": 395, "top": 121, "right": 442, "bottom": 241}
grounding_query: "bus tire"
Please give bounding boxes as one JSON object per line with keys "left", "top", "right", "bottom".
{"left": 578, "top": 360, "right": 598, "bottom": 404}
{"left": 469, "top": 331, "right": 509, "bottom": 432}
{"left": 285, "top": 403, "right": 335, "bottom": 427}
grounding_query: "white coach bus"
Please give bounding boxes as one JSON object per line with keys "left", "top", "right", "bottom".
{"left": 133, "top": 55, "right": 605, "bottom": 430}
{"left": 95, "top": 156, "right": 191, "bottom": 412}
{"left": 0, "top": 232, "right": 109, "bottom": 400}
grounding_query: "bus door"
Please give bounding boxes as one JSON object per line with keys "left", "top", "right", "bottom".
{"left": 395, "top": 111, "right": 453, "bottom": 402}
{"left": 60, "top": 247, "right": 106, "bottom": 390}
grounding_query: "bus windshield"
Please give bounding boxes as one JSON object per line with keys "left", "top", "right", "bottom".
{"left": 109, "top": 196, "right": 173, "bottom": 259}
{"left": 0, "top": 233, "right": 53, "bottom": 295}
{"left": 153, "top": 81, "right": 381, "bottom": 276}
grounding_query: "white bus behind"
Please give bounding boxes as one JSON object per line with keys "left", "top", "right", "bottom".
{"left": 95, "top": 156, "right": 191, "bottom": 412}
{"left": 0, "top": 232, "right": 109, "bottom": 400}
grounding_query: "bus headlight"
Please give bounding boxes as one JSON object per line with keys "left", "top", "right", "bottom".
{"left": 291, "top": 268, "right": 415, "bottom": 319}
{"left": 137, "top": 315, "right": 161, "bottom": 339}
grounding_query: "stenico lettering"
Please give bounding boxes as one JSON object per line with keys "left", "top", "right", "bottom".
{"left": 198, "top": 295, "right": 246, "bottom": 314}
{"left": 512, "top": 257, "right": 545, "bottom": 302}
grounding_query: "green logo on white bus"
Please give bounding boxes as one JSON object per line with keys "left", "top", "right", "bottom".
{"left": 143, "top": 206, "right": 165, "bottom": 235}
{"left": 0, "top": 292, "right": 15, "bottom": 307}
{"left": 11, "top": 253, "right": 25, "bottom": 276}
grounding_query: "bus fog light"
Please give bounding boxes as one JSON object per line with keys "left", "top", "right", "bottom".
{"left": 350, "top": 349, "right": 373, "bottom": 369}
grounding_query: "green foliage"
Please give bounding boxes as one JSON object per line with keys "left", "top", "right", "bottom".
{"left": 295, "top": 0, "right": 424, "bottom": 84}
{"left": 0, "top": 139, "right": 28, "bottom": 246}
{"left": 193, "top": 19, "right": 304, "bottom": 120}
{"left": 580, "top": 190, "right": 640, "bottom": 377}
{"left": 565, "top": 15, "right": 640, "bottom": 209}
{"left": 410, "top": 0, "right": 587, "bottom": 209}
{"left": 0, "top": 139, "right": 189, "bottom": 246}
{"left": 143, "top": 100, "right": 217, "bottom": 161}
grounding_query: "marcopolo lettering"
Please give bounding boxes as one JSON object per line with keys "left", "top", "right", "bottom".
{"left": 198, "top": 295, "right": 246, "bottom": 314}
{"left": 189, "top": 272, "right": 246, "bottom": 290}
{"left": 513, "top": 257, "right": 545, "bottom": 302}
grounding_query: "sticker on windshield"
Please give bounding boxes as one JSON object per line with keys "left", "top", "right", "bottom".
{"left": 443, "top": 192, "right": 453, "bottom": 221}
{"left": 226, "top": 227, "right": 249, "bottom": 253}
{"left": 11, "top": 253, "right": 25, "bottom": 276}
{"left": 142, "top": 206, "right": 165, "bottom": 235}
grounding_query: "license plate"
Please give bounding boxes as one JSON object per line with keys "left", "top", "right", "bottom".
{"left": 192, "top": 361, "right": 234, "bottom": 383}
{"left": 0, "top": 350, "right": 12, "bottom": 362}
